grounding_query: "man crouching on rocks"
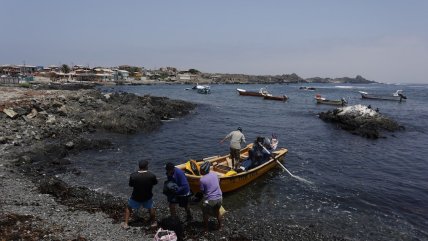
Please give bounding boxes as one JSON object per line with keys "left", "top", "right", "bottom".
{"left": 122, "top": 160, "right": 158, "bottom": 229}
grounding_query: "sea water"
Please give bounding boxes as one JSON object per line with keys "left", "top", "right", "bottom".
{"left": 62, "top": 83, "right": 428, "bottom": 240}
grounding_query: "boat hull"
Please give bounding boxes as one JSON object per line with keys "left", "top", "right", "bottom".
{"left": 237, "top": 90, "right": 265, "bottom": 97}
{"left": 361, "top": 94, "right": 404, "bottom": 101}
{"left": 264, "top": 95, "right": 288, "bottom": 101}
{"left": 316, "top": 98, "right": 346, "bottom": 106}
{"left": 176, "top": 144, "right": 288, "bottom": 193}
{"left": 237, "top": 88, "right": 271, "bottom": 97}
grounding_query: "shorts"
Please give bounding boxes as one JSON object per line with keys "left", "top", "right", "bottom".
{"left": 128, "top": 198, "right": 153, "bottom": 210}
{"left": 201, "top": 198, "right": 222, "bottom": 216}
{"left": 168, "top": 193, "right": 191, "bottom": 208}
{"left": 230, "top": 148, "right": 240, "bottom": 161}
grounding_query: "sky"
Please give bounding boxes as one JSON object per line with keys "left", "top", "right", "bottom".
{"left": 1, "top": 0, "right": 427, "bottom": 84}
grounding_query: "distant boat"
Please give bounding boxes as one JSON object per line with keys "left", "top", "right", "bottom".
{"left": 192, "top": 84, "right": 211, "bottom": 94}
{"left": 263, "top": 95, "right": 288, "bottom": 101}
{"left": 299, "top": 86, "right": 316, "bottom": 91}
{"left": 237, "top": 87, "right": 272, "bottom": 97}
{"left": 315, "top": 94, "right": 347, "bottom": 106}
{"left": 359, "top": 90, "right": 406, "bottom": 101}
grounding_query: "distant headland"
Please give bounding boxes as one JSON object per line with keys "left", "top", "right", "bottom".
{"left": 0, "top": 64, "right": 376, "bottom": 84}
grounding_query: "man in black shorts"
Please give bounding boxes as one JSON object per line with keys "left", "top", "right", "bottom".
{"left": 122, "top": 160, "right": 158, "bottom": 229}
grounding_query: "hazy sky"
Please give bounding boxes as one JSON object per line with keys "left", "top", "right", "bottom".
{"left": 1, "top": 0, "right": 427, "bottom": 83}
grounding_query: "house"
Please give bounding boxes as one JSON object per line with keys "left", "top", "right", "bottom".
{"left": 114, "top": 69, "right": 129, "bottom": 80}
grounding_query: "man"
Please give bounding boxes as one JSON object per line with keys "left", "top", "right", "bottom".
{"left": 165, "top": 162, "right": 192, "bottom": 221}
{"left": 122, "top": 160, "right": 158, "bottom": 229}
{"left": 199, "top": 161, "right": 223, "bottom": 232}
{"left": 220, "top": 127, "right": 246, "bottom": 169}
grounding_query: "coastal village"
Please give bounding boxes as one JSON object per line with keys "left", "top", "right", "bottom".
{"left": 0, "top": 63, "right": 375, "bottom": 85}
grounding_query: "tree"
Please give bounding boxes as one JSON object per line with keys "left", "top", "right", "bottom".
{"left": 61, "top": 64, "right": 70, "bottom": 73}
{"left": 188, "top": 69, "right": 200, "bottom": 74}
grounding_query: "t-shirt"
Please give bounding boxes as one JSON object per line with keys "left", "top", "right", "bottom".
{"left": 200, "top": 172, "right": 222, "bottom": 201}
{"left": 225, "top": 130, "right": 246, "bottom": 149}
{"left": 129, "top": 170, "right": 158, "bottom": 202}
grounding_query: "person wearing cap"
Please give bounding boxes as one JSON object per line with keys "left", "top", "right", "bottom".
{"left": 122, "top": 160, "right": 158, "bottom": 229}
{"left": 165, "top": 162, "right": 192, "bottom": 221}
{"left": 199, "top": 161, "right": 223, "bottom": 232}
{"left": 220, "top": 127, "right": 246, "bottom": 169}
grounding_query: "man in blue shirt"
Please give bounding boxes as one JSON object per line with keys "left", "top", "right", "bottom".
{"left": 165, "top": 162, "right": 192, "bottom": 221}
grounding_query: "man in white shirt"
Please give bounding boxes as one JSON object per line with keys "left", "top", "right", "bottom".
{"left": 220, "top": 127, "right": 246, "bottom": 169}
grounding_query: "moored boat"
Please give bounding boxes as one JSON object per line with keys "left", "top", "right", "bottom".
{"left": 176, "top": 143, "right": 288, "bottom": 193}
{"left": 193, "top": 84, "right": 211, "bottom": 94}
{"left": 237, "top": 87, "right": 272, "bottom": 97}
{"left": 359, "top": 90, "right": 406, "bottom": 101}
{"left": 263, "top": 95, "right": 288, "bottom": 101}
{"left": 315, "top": 94, "right": 347, "bottom": 106}
{"left": 299, "top": 86, "right": 316, "bottom": 91}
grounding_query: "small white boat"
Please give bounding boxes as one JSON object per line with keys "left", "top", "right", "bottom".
{"left": 192, "top": 84, "right": 211, "bottom": 94}
{"left": 237, "top": 87, "right": 272, "bottom": 97}
{"left": 359, "top": 90, "right": 407, "bottom": 101}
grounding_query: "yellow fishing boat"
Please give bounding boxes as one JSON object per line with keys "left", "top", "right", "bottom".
{"left": 176, "top": 144, "right": 288, "bottom": 193}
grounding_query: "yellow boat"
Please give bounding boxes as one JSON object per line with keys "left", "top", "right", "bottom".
{"left": 176, "top": 144, "right": 288, "bottom": 193}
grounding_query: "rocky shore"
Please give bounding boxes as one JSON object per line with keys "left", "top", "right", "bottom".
{"left": 1, "top": 84, "right": 347, "bottom": 240}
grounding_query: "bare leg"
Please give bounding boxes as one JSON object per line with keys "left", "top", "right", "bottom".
{"left": 169, "top": 203, "right": 177, "bottom": 216}
{"left": 149, "top": 208, "right": 156, "bottom": 223}
{"left": 185, "top": 205, "right": 192, "bottom": 221}
{"left": 122, "top": 206, "right": 132, "bottom": 229}
{"left": 149, "top": 208, "right": 157, "bottom": 227}
{"left": 216, "top": 209, "right": 222, "bottom": 230}
{"left": 203, "top": 212, "right": 209, "bottom": 232}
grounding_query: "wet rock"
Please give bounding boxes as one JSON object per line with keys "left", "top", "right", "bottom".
{"left": 319, "top": 104, "right": 404, "bottom": 138}
{"left": 65, "top": 141, "right": 74, "bottom": 149}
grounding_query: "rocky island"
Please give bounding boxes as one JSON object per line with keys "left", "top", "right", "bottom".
{"left": 318, "top": 105, "right": 404, "bottom": 138}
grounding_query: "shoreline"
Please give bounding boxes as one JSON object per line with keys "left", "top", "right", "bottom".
{"left": 0, "top": 84, "right": 347, "bottom": 240}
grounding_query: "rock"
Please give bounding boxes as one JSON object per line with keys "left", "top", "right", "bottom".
{"left": 27, "top": 109, "right": 38, "bottom": 119}
{"left": 46, "top": 115, "right": 56, "bottom": 124}
{"left": 65, "top": 141, "right": 74, "bottom": 149}
{"left": 3, "top": 108, "right": 18, "bottom": 119}
{"left": 14, "top": 106, "right": 31, "bottom": 116}
{"left": 104, "top": 93, "right": 112, "bottom": 99}
{"left": 318, "top": 104, "right": 403, "bottom": 139}
{"left": 57, "top": 105, "right": 68, "bottom": 116}
{"left": 52, "top": 101, "right": 63, "bottom": 108}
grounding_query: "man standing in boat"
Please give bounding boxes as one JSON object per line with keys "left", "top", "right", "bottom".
{"left": 220, "top": 127, "right": 246, "bottom": 169}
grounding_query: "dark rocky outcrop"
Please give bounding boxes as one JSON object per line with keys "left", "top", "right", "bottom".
{"left": 318, "top": 105, "right": 404, "bottom": 138}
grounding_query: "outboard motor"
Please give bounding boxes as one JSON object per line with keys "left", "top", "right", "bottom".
{"left": 398, "top": 93, "right": 407, "bottom": 99}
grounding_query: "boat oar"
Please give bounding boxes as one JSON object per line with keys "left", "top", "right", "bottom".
{"left": 259, "top": 142, "right": 313, "bottom": 184}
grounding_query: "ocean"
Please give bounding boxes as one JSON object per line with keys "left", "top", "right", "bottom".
{"left": 60, "top": 83, "right": 428, "bottom": 240}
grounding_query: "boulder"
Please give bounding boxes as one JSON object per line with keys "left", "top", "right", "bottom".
{"left": 318, "top": 104, "right": 404, "bottom": 138}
